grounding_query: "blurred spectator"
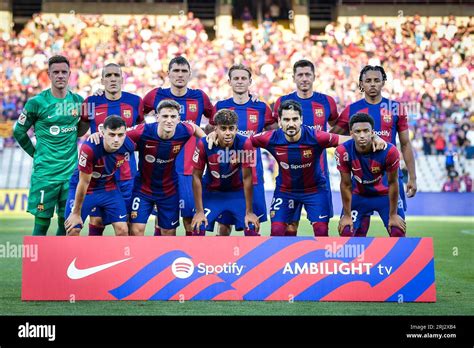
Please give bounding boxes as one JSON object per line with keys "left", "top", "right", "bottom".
{"left": 442, "top": 176, "right": 461, "bottom": 192}
{"left": 445, "top": 144, "right": 456, "bottom": 171}
{"left": 241, "top": 7, "right": 253, "bottom": 22}
{"left": 461, "top": 170, "right": 472, "bottom": 192}
{"left": 269, "top": 2, "right": 281, "bottom": 21}
{"left": 434, "top": 131, "right": 447, "bottom": 155}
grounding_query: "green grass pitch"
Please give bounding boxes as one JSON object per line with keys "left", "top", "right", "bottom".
{"left": 0, "top": 216, "right": 472, "bottom": 316}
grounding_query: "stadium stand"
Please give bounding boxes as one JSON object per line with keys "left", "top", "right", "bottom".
{"left": 0, "top": 3, "right": 472, "bottom": 191}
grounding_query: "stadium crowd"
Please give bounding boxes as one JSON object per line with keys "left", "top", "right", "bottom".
{"left": 1, "top": 12, "right": 473, "bottom": 181}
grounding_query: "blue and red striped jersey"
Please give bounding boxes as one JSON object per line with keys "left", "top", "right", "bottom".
{"left": 77, "top": 137, "right": 136, "bottom": 194}
{"left": 335, "top": 97, "right": 409, "bottom": 144}
{"left": 250, "top": 125, "right": 340, "bottom": 194}
{"left": 80, "top": 92, "right": 144, "bottom": 181}
{"left": 213, "top": 96, "right": 274, "bottom": 185}
{"left": 127, "top": 122, "right": 194, "bottom": 197}
{"left": 143, "top": 87, "right": 213, "bottom": 175}
{"left": 335, "top": 141, "right": 400, "bottom": 196}
{"left": 193, "top": 134, "right": 255, "bottom": 192}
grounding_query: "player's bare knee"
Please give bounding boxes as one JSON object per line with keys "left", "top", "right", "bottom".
{"left": 130, "top": 224, "right": 145, "bottom": 236}
{"left": 90, "top": 216, "right": 104, "bottom": 227}
{"left": 218, "top": 224, "right": 231, "bottom": 236}
{"left": 114, "top": 223, "right": 129, "bottom": 236}
{"left": 161, "top": 228, "right": 176, "bottom": 236}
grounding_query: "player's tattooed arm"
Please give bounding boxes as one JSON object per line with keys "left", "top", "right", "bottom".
{"left": 65, "top": 171, "right": 91, "bottom": 234}
{"left": 242, "top": 167, "right": 260, "bottom": 232}
{"left": 338, "top": 172, "right": 354, "bottom": 235}
{"left": 191, "top": 168, "right": 208, "bottom": 231}
{"left": 398, "top": 130, "right": 417, "bottom": 198}
{"left": 329, "top": 125, "right": 348, "bottom": 135}
{"left": 387, "top": 170, "right": 406, "bottom": 233}
{"left": 77, "top": 120, "right": 90, "bottom": 137}
{"left": 204, "top": 123, "right": 215, "bottom": 134}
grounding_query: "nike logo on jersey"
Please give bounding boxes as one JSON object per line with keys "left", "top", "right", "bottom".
{"left": 276, "top": 152, "right": 286, "bottom": 156}
{"left": 67, "top": 257, "right": 132, "bottom": 280}
{"left": 96, "top": 112, "right": 105, "bottom": 116}
{"left": 119, "top": 214, "right": 127, "bottom": 218}
{"left": 145, "top": 145, "right": 155, "bottom": 148}
{"left": 47, "top": 115, "right": 55, "bottom": 119}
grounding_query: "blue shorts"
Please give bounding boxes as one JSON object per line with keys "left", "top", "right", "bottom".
{"left": 350, "top": 194, "right": 405, "bottom": 230}
{"left": 270, "top": 187, "right": 331, "bottom": 224}
{"left": 178, "top": 175, "right": 194, "bottom": 218}
{"left": 210, "top": 183, "right": 267, "bottom": 231}
{"left": 65, "top": 190, "right": 128, "bottom": 228}
{"left": 89, "top": 179, "right": 134, "bottom": 223}
{"left": 129, "top": 190, "right": 180, "bottom": 229}
{"left": 341, "top": 177, "right": 407, "bottom": 219}
{"left": 202, "top": 190, "right": 247, "bottom": 230}
{"left": 290, "top": 178, "right": 333, "bottom": 223}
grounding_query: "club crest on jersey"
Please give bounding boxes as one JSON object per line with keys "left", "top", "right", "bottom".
{"left": 71, "top": 109, "right": 78, "bottom": 117}
{"left": 381, "top": 109, "right": 392, "bottom": 123}
{"left": 371, "top": 166, "right": 381, "bottom": 174}
{"left": 249, "top": 114, "right": 257, "bottom": 123}
{"left": 188, "top": 103, "right": 197, "bottom": 113}
{"left": 123, "top": 110, "right": 131, "bottom": 118}
{"left": 303, "top": 149, "right": 312, "bottom": 158}
{"left": 314, "top": 108, "right": 324, "bottom": 118}
{"left": 270, "top": 211, "right": 275, "bottom": 218}
{"left": 131, "top": 211, "right": 138, "bottom": 219}
{"left": 37, "top": 204, "right": 44, "bottom": 212}
{"left": 116, "top": 159, "right": 125, "bottom": 168}
{"left": 173, "top": 145, "right": 181, "bottom": 153}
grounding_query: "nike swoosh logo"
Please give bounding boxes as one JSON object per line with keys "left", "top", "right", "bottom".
{"left": 319, "top": 215, "right": 328, "bottom": 219}
{"left": 145, "top": 145, "right": 155, "bottom": 148}
{"left": 171, "top": 220, "right": 179, "bottom": 226}
{"left": 67, "top": 257, "right": 132, "bottom": 280}
{"left": 119, "top": 214, "right": 127, "bottom": 218}
{"left": 208, "top": 162, "right": 219, "bottom": 165}
{"left": 47, "top": 115, "right": 54, "bottom": 119}
{"left": 351, "top": 167, "right": 361, "bottom": 171}
{"left": 95, "top": 165, "right": 105, "bottom": 168}
{"left": 257, "top": 214, "right": 265, "bottom": 219}
{"left": 96, "top": 112, "right": 105, "bottom": 116}
{"left": 276, "top": 152, "right": 286, "bottom": 155}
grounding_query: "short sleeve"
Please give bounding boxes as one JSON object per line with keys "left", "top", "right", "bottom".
{"left": 126, "top": 123, "right": 145, "bottom": 143}
{"left": 335, "top": 145, "right": 351, "bottom": 173}
{"left": 192, "top": 139, "right": 207, "bottom": 171}
{"left": 263, "top": 103, "right": 275, "bottom": 127}
{"left": 78, "top": 143, "right": 95, "bottom": 174}
{"left": 385, "top": 145, "right": 401, "bottom": 173}
{"left": 396, "top": 102, "right": 409, "bottom": 133}
{"left": 315, "top": 130, "right": 339, "bottom": 148}
{"left": 334, "top": 105, "right": 350, "bottom": 133}
{"left": 241, "top": 137, "right": 255, "bottom": 169}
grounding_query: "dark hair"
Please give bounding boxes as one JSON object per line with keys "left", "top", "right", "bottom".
{"left": 293, "top": 59, "right": 314, "bottom": 75}
{"left": 156, "top": 99, "right": 181, "bottom": 114}
{"left": 213, "top": 109, "right": 238, "bottom": 126}
{"left": 103, "top": 115, "right": 126, "bottom": 130}
{"left": 358, "top": 65, "right": 387, "bottom": 92}
{"left": 102, "top": 63, "right": 122, "bottom": 77}
{"left": 168, "top": 56, "right": 191, "bottom": 72}
{"left": 48, "top": 55, "right": 70, "bottom": 69}
{"left": 228, "top": 64, "right": 252, "bottom": 80}
{"left": 349, "top": 112, "right": 375, "bottom": 130}
{"left": 277, "top": 100, "right": 303, "bottom": 119}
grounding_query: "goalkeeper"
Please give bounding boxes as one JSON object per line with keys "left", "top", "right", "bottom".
{"left": 13, "top": 55, "right": 89, "bottom": 235}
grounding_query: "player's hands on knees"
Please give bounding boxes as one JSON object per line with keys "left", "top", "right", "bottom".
{"left": 388, "top": 214, "right": 406, "bottom": 232}
{"left": 206, "top": 131, "right": 218, "bottom": 149}
{"left": 93, "top": 88, "right": 104, "bottom": 96}
{"left": 88, "top": 131, "right": 103, "bottom": 145}
{"left": 191, "top": 211, "right": 208, "bottom": 232}
{"left": 338, "top": 215, "right": 353, "bottom": 236}
{"left": 406, "top": 178, "right": 417, "bottom": 198}
{"left": 371, "top": 134, "right": 387, "bottom": 151}
{"left": 245, "top": 212, "right": 260, "bottom": 232}
{"left": 65, "top": 213, "right": 83, "bottom": 234}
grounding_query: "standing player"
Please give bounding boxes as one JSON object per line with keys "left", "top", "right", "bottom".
{"left": 335, "top": 113, "right": 406, "bottom": 237}
{"left": 212, "top": 64, "right": 277, "bottom": 235}
{"left": 13, "top": 55, "right": 86, "bottom": 236}
{"left": 250, "top": 101, "right": 386, "bottom": 236}
{"left": 143, "top": 56, "right": 213, "bottom": 236}
{"left": 332, "top": 65, "right": 417, "bottom": 236}
{"left": 64, "top": 116, "right": 136, "bottom": 236}
{"left": 67, "top": 63, "right": 144, "bottom": 236}
{"left": 192, "top": 109, "right": 260, "bottom": 235}
{"left": 127, "top": 100, "right": 205, "bottom": 236}
{"left": 273, "top": 59, "right": 339, "bottom": 235}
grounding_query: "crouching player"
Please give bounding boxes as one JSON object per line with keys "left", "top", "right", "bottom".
{"left": 335, "top": 113, "right": 406, "bottom": 237}
{"left": 191, "top": 109, "right": 260, "bottom": 236}
{"left": 65, "top": 116, "right": 136, "bottom": 236}
{"left": 127, "top": 100, "right": 206, "bottom": 236}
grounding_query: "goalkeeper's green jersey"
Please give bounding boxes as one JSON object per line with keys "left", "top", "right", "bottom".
{"left": 15, "top": 88, "right": 84, "bottom": 181}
